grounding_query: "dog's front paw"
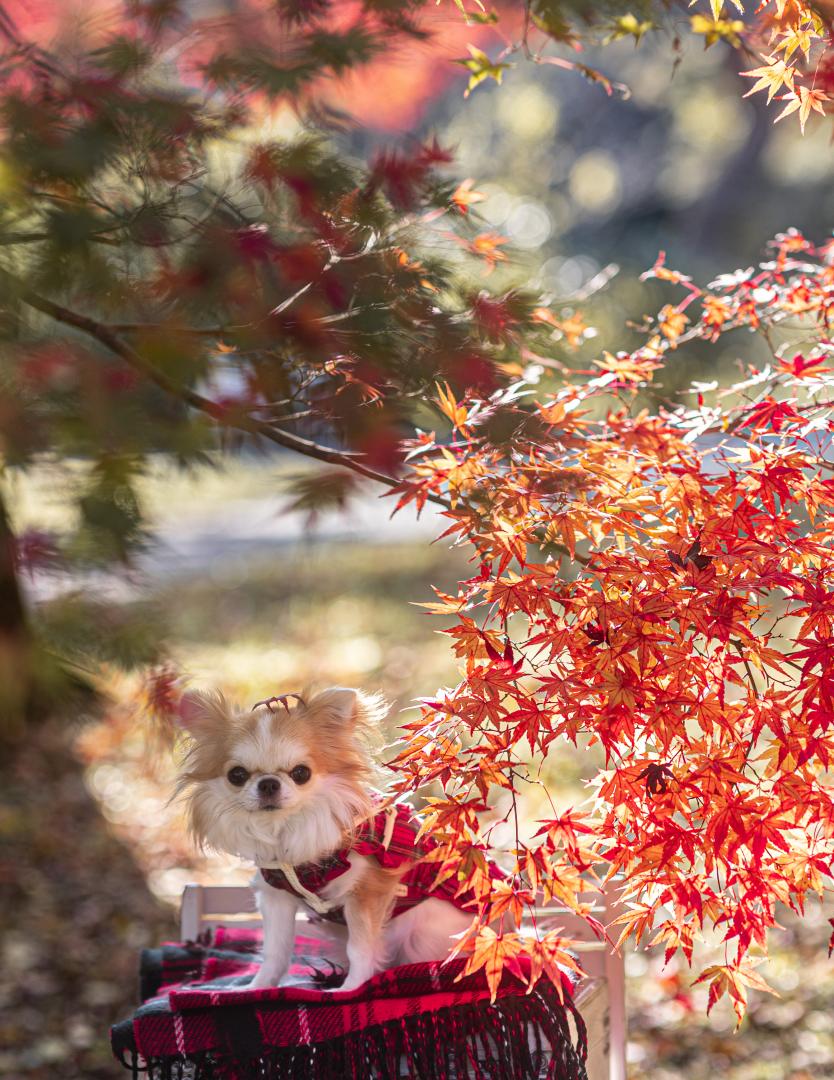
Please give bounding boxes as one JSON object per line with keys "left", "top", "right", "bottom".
{"left": 247, "top": 969, "right": 282, "bottom": 990}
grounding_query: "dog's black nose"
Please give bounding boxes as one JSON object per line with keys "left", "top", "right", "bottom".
{"left": 257, "top": 777, "right": 281, "bottom": 798}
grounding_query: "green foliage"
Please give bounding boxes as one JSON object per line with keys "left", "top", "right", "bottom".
{"left": 529, "top": 0, "right": 657, "bottom": 43}
{"left": 0, "top": 4, "right": 513, "bottom": 719}
{"left": 38, "top": 593, "right": 165, "bottom": 671}
{"left": 281, "top": 468, "right": 365, "bottom": 525}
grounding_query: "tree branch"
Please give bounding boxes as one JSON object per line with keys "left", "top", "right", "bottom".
{"left": 0, "top": 232, "right": 51, "bottom": 245}
{"left": 6, "top": 277, "right": 586, "bottom": 564}
{"left": 4, "top": 275, "right": 444, "bottom": 500}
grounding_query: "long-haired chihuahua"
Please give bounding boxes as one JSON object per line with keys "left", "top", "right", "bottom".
{"left": 176, "top": 687, "right": 478, "bottom": 991}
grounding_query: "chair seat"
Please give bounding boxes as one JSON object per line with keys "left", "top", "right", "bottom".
{"left": 111, "top": 923, "right": 590, "bottom": 1080}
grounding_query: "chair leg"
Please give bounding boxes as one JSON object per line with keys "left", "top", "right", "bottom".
{"left": 605, "top": 947, "right": 626, "bottom": 1080}
{"left": 180, "top": 884, "right": 204, "bottom": 941}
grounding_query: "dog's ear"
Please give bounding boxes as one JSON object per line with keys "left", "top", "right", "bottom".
{"left": 307, "top": 687, "right": 387, "bottom": 730}
{"left": 176, "top": 690, "right": 230, "bottom": 735}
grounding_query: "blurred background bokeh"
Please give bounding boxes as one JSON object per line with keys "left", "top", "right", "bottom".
{"left": 4, "top": 11, "right": 834, "bottom": 1079}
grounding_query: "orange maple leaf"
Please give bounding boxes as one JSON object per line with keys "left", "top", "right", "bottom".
{"left": 451, "top": 178, "right": 486, "bottom": 214}
{"left": 461, "top": 927, "right": 524, "bottom": 1002}
{"left": 468, "top": 232, "right": 509, "bottom": 274}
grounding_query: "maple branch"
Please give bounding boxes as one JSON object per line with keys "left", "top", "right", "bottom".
{"left": 0, "top": 232, "right": 51, "bottom": 245}
{"left": 5, "top": 277, "right": 588, "bottom": 565}
{"left": 108, "top": 322, "right": 244, "bottom": 337}
{"left": 5, "top": 276, "right": 442, "bottom": 500}
{"left": 108, "top": 305, "right": 380, "bottom": 338}
{"left": 7, "top": 279, "right": 589, "bottom": 564}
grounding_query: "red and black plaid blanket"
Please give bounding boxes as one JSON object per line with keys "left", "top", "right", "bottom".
{"left": 111, "top": 923, "right": 588, "bottom": 1080}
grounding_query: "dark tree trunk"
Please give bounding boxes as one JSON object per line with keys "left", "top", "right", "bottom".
{"left": 679, "top": 60, "right": 773, "bottom": 259}
{"left": 0, "top": 481, "right": 34, "bottom": 738}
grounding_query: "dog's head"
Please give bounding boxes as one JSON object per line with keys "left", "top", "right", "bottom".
{"left": 175, "top": 688, "right": 387, "bottom": 865}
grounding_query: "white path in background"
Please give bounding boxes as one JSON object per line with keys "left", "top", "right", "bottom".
{"left": 144, "top": 492, "right": 446, "bottom": 579}
{"left": 25, "top": 492, "right": 446, "bottom": 602}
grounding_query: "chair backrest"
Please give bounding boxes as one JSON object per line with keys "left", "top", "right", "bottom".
{"left": 179, "top": 882, "right": 625, "bottom": 1080}
{"left": 180, "top": 882, "right": 260, "bottom": 939}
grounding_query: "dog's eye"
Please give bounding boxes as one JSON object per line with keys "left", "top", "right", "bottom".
{"left": 227, "top": 766, "right": 250, "bottom": 787}
{"left": 289, "top": 764, "right": 311, "bottom": 785}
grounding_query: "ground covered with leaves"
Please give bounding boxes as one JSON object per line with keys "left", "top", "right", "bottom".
{"left": 6, "top": 519, "right": 834, "bottom": 1077}
{"left": 626, "top": 903, "right": 834, "bottom": 1079}
{"left": 1, "top": 722, "right": 174, "bottom": 1080}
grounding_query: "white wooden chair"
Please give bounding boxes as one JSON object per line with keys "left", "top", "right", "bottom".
{"left": 180, "top": 883, "right": 626, "bottom": 1080}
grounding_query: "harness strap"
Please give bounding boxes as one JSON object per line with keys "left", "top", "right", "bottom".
{"left": 381, "top": 804, "right": 398, "bottom": 850}
{"left": 262, "top": 862, "right": 338, "bottom": 915}
{"left": 257, "top": 800, "right": 405, "bottom": 913}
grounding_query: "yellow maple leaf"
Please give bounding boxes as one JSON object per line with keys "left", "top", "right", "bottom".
{"left": 454, "top": 45, "right": 511, "bottom": 98}
{"left": 607, "top": 12, "right": 655, "bottom": 44}
{"left": 774, "top": 85, "right": 829, "bottom": 133}
{"left": 697, "top": 0, "right": 745, "bottom": 17}
{"left": 691, "top": 13, "right": 745, "bottom": 46}
{"left": 773, "top": 22, "right": 818, "bottom": 61}
{"left": 741, "top": 55, "right": 795, "bottom": 103}
{"left": 435, "top": 381, "right": 469, "bottom": 431}
{"left": 711, "top": 0, "right": 744, "bottom": 16}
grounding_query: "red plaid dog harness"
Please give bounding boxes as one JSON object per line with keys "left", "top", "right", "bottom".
{"left": 260, "top": 801, "right": 493, "bottom": 923}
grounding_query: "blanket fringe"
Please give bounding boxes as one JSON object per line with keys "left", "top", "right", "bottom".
{"left": 116, "top": 990, "right": 588, "bottom": 1080}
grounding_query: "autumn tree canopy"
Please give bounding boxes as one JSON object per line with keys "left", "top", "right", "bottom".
{"left": 392, "top": 233, "right": 834, "bottom": 1019}
{"left": 2, "top": 0, "right": 834, "bottom": 1021}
